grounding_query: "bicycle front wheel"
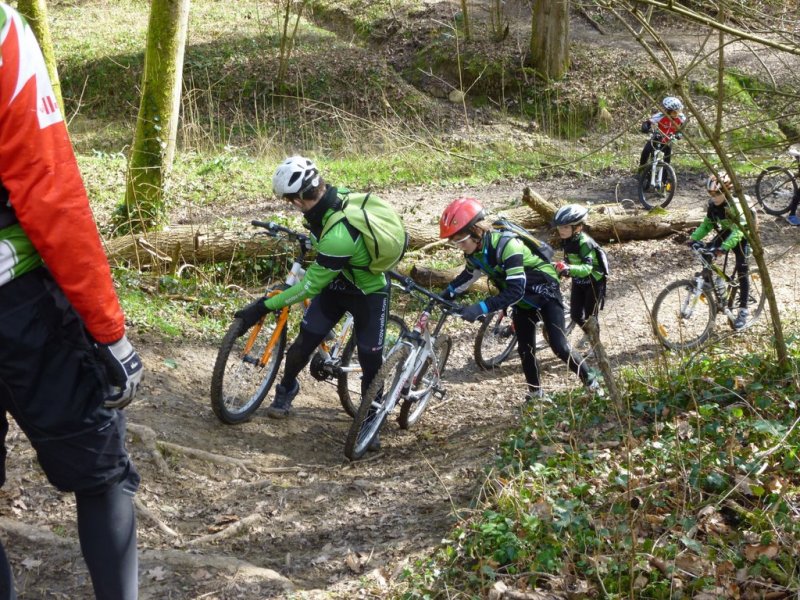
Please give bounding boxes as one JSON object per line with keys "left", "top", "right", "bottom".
{"left": 345, "top": 345, "right": 412, "bottom": 461}
{"left": 210, "top": 314, "right": 287, "bottom": 424}
{"left": 337, "top": 314, "right": 408, "bottom": 418}
{"left": 651, "top": 280, "right": 716, "bottom": 350}
{"left": 638, "top": 162, "right": 677, "bottom": 209}
{"left": 755, "top": 166, "right": 797, "bottom": 215}
{"left": 474, "top": 311, "right": 517, "bottom": 369}
{"left": 398, "top": 334, "right": 452, "bottom": 430}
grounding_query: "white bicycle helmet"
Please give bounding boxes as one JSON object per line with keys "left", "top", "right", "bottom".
{"left": 272, "top": 155, "right": 320, "bottom": 197}
{"left": 706, "top": 171, "right": 731, "bottom": 193}
{"left": 553, "top": 204, "right": 589, "bottom": 227}
{"left": 662, "top": 96, "right": 684, "bottom": 112}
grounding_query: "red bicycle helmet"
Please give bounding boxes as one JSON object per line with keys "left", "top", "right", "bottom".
{"left": 439, "top": 197, "right": 485, "bottom": 239}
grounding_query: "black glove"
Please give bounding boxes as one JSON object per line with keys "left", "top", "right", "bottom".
{"left": 96, "top": 334, "right": 143, "bottom": 409}
{"left": 688, "top": 240, "right": 704, "bottom": 251}
{"left": 640, "top": 120, "right": 652, "bottom": 133}
{"left": 441, "top": 286, "right": 457, "bottom": 301}
{"left": 460, "top": 303, "right": 485, "bottom": 323}
{"left": 234, "top": 297, "right": 270, "bottom": 330}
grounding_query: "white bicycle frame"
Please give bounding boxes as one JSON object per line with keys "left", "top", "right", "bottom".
{"left": 648, "top": 145, "right": 667, "bottom": 189}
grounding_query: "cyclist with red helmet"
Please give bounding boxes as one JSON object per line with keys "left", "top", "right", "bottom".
{"left": 439, "top": 198, "right": 600, "bottom": 400}
{"left": 639, "top": 96, "right": 685, "bottom": 171}
{"left": 0, "top": 4, "right": 141, "bottom": 597}
{"left": 688, "top": 172, "right": 751, "bottom": 330}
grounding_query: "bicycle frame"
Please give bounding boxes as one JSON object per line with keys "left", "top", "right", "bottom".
{"left": 683, "top": 249, "right": 740, "bottom": 325}
{"left": 647, "top": 138, "right": 671, "bottom": 189}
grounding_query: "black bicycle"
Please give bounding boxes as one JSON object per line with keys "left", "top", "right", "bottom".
{"left": 755, "top": 145, "right": 800, "bottom": 216}
{"left": 651, "top": 245, "right": 765, "bottom": 350}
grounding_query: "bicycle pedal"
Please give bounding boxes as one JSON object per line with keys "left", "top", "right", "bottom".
{"left": 433, "top": 386, "right": 446, "bottom": 399}
{"left": 242, "top": 355, "right": 260, "bottom": 366}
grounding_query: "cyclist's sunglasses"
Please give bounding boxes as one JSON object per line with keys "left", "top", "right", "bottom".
{"left": 448, "top": 232, "right": 473, "bottom": 246}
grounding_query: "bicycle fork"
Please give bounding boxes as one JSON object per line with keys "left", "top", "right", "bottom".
{"left": 680, "top": 277, "right": 707, "bottom": 319}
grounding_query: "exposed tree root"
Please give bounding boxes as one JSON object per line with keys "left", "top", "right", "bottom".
{"left": 126, "top": 422, "right": 171, "bottom": 474}
{"left": 134, "top": 497, "right": 181, "bottom": 539}
{"left": 185, "top": 513, "right": 264, "bottom": 547}
{"left": 0, "top": 517, "right": 293, "bottom": 591}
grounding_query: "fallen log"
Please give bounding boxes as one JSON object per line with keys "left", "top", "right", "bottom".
{"left": 408, "top": 264, "right": 490, "bottom": 293}
{"left": 103, "top": 189, "right": 702, "bottom": 268}
{"left": 521, "top": 187, "right": 704, "bottom": 243}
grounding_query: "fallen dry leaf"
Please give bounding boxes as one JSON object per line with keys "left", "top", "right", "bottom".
{"left": 742, "top": 544, "right": 779, "bottom": 562}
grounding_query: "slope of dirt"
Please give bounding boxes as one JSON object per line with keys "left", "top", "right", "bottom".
{"left": 2, "top": 170, "right": 800, "bottom": 599}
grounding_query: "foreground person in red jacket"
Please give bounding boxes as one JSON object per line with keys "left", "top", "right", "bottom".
{"left": 0, "top": 4, "right": 142, "bottom": 598}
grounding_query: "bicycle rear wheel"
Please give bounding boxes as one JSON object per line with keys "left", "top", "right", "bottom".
{"left": 345, "top": 345, "right": 411, "bottom": 461}
{"left": 474, "top": 311, "right": 517, "bottom": 369}
{"left": 638, "top": 162, "right": 676, "bottom": 209}
{"left": 398, "top": 335, "right": 452, "bottom": 430}
{"left": 210, "top": 314, "right": 287, "bottom": 424}
{"left": 651, "top": 279, "right": 716, "bottom": 350}
{"left": 755, "top": 166, "right": 797, "bottom": 215}
{"left": 337, "top": 315, "right": 408, "bottom": 418}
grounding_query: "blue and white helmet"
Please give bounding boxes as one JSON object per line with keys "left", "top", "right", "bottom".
{"left": 662, "top": 96, "right": 684, "bottom": 112}
{"left": 272, "top": 156, "right": 320, "bottom": 197}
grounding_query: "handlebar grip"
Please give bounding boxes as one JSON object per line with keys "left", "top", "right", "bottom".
{"left": 251, "top": 220, "right": 272, "bottom": 228}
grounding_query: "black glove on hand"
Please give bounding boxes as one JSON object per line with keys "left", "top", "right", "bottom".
{"left": 441, "top": 286, "right": 457, "bottom": 301}
{"left": 97, "top": 334, "right": 143, "bottom": 409}
{"left": 460, "top": 303, "right": 485, "bottom": 323}
{"left": 688, "top": 240, "right": 704, "bottom": 251}
{"left": 234, "top": 297, "right": 270, "bottom": 330}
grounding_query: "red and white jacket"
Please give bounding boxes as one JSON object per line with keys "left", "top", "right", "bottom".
{"left": 0, "top": 3, "right": 124, "bottom": 343}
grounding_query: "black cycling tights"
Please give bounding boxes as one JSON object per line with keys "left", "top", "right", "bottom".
{"left": 513, "top": 301, "right": 590, "bottom": 393}
{"left": 0, "top": 479, "right": 137, "bottom": 600}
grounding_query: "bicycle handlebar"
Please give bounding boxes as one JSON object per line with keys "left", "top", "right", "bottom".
{"left": 252, "top": 220, "right": 312, "bottom": 252}
{"left": 387, "top": 271, "right": 461, "bottom": 312}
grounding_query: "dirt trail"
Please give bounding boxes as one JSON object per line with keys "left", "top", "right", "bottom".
{"left": 3, "top": 171, "right": 799, "bottom": 599}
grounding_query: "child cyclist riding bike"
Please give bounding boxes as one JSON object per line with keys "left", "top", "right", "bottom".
{"left": 688, "top": 172, "right": 751, "bottom": 331}
{"left": 552, "top": 204, "right": 608, "bottom": 346}
{"left": 639, "top": 96, "right": 685, "bottom": 172}
{"left": 438, "top": 198, "right": 600, "bottom": 401}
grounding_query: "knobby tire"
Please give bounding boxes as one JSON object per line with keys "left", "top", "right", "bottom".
{"left": 651, "top": 279, "right": 715, "bottom": 350}
{"left": 344, "top": 345, "right": 411, "bottom": 461}
{"left": 210, "top": 315, "right": 287, "bottom": 424}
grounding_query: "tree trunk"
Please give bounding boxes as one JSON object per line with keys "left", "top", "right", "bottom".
{"left": 16, "top": 0, "right": 63, "bottom": 111}
{"left": 122, "top": 0, "right": 190, "bottom": 232}
{"left": 530, "top": 0, "right": 570, "bottom": 79}
{"left": 409, "top": 265, "right": 490, "bottom": 293}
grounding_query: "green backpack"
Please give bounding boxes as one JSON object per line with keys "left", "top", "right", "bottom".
{"left": 322, "top": 191, "right": 408, "bottom": 275}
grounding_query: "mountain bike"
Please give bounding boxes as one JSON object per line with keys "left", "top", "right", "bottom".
{"left": 344, "top": 272, "right": 459, "bottom": 461}
{"left": 473, "top": 300, "right": 574, "bottom": 369}
{"left": 210, "top": 221, "right": 406, "bottom": 424}
{"left": 754, "top": 145, "right": 800, "bottom": 215}
{"left": 638, "top": 133, "right": 679, "bottom": 210}
{"left": 650, "top": 245, "right": 766, "bottom": 350}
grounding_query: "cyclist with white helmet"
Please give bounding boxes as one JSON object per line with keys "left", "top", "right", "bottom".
{"left": 688, "top": 172, "right": 751, "bottom": 330}
{"left": 233, "top": 156, "right": 390, "bottom": 447}
{"left": 439, "top": 198, "right": 600, "bottom": 400}
{"left": 553, "top": 204, "right": 608, "bottom": 343}
{"left": 639, "top": 96, "right": 686, "bottom": 171}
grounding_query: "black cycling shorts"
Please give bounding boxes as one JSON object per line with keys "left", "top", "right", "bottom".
{"left": 0, "top": 269, "right": 139, "bottom": 495}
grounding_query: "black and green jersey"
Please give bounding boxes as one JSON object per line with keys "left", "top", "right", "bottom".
{"left": 562, "top": 232, "right": 605, "bottom": 282}
{"left": 690, "top": 199, "right": 747, "bottom": 251}
{"left": 265, "top": 188, "right": 387, "bottom": 312}
{"left": 449, "top": 230, "right": 558, "bottom": 312}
